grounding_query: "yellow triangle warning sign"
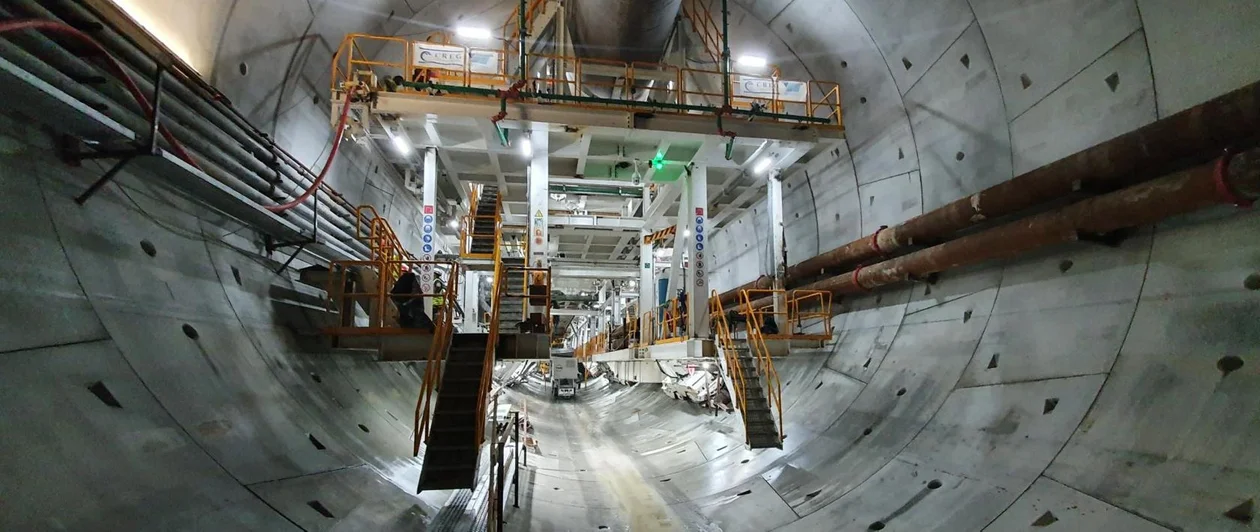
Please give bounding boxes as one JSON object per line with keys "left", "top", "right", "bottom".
{"left": 534, "top": 210, "right": 543, "bottom": 218}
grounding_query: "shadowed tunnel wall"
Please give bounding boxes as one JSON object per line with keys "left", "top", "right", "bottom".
{"left": 0, "top": 0, "right": 1258, "bottom": 530}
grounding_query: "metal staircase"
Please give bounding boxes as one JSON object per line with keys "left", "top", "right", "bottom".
{"left": 466, "top": 185, "right": 500, "bottom": 258}
{"left": 728, "top": 342, "right": 782, "bottom": 449}
{"left": 497, "top": 257, "right": 527, "bottom": 331}
{"left": 418, "top": 333, "right": 491, "bottom": 490}
{"left": 710, "top": 291, "right": 784, "bottom": 450}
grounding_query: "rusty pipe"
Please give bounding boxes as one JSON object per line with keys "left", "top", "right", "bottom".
{"left": 721, "top": 80, "right": 1260, "bottom": 306}
{"left": 743, "top": 147, "right": 1259, "bottom": 310}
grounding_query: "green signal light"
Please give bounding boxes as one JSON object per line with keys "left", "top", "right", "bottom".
{"left": 651, "top": 154, "right": 665, "bottom": 170}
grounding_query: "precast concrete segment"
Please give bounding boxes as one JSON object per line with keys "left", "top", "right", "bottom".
{"left": 3, "top": 1, "right": 1260, "bottom": 531}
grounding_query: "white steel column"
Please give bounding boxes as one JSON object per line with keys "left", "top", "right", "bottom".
{"left": 526, "top": 124, "right": 549, "bottom": 330}
{"left": 461, "top": 270, "right": 480, "bottom": 332}
{"left": 638, "top": 185, "right": 654, "bottom": 346}
{"left": 420, "top": 147, "right": 439, "bottom": 318}
{"left": 667, "top": 181, "right": 688, "bottom": 303}
{"left": 527, "top": 123, "right": 549, "bottom": 267}
{"left": 767, "top": 168, "right": 787, "bottom": 315}
{"left": 687, "top": 164, "right": 709, "bottom": 338}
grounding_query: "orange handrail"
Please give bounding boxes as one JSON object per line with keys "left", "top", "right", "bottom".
{"left": 738, "top": 289, "right": 785, "bottom": 443}
{"left": 710, "top": 290, "right": 750, "bottom": 443}
{"left": 788, "top": 289, "right": 833, "bottom": 336}
{"left": 328, "top": 33, "right": 842, "bottom": 130}
{"left": 412, "top": 262, "right": 461, "bottom": 454}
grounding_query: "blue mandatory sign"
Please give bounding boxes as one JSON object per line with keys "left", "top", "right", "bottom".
{"left": 696, "top": 243, "right": 705, "bottom": 251}
{"left": 422, "top": 234, "right": 433, "bottom": 243}
{"left": 422, "top": 244, "right": 433, "bottom": 253}
{"left": 695, "top": 224, "right": 704, "bottom": 234}
{"left": 423, "top": 215, "right": 434, "bottom": 224}
{"left": 695, "top": 216, "right": 704, "bottom": 225}
{"left": 695, "top": 234, "right": 704, "bottom": 243}
{"left": 423, "top": 224, "right": 433, "bottom": 233}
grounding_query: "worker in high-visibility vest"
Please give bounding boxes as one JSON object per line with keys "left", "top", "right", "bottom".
{"left": 432, "top": 271, "right": 446, "bottom": 316}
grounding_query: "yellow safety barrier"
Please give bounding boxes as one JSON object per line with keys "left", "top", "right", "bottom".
{"left": 788, "top": 290, "right": 834, "bottom": 338}
{"left": 653, "top": 297, "right": 689, "bottom": 344}
{"left": 328, "top": 33, "right": 843, "bottom": 129}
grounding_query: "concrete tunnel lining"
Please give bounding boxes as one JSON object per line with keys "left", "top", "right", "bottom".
{"left": 0, "top": 0, "right": 1258, "bottom": 530}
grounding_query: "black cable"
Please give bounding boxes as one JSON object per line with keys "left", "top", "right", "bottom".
{"left": 803, "top": 169, "right": 821, "bottom": 252}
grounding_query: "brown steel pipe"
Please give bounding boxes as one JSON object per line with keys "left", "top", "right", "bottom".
{"left": 744, "top": 148, "right": 1259, "bottom": 310}
{"left": 721, "top": 80, "right": 1260, "bottom": 306}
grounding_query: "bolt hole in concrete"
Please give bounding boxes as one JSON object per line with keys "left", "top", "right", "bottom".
{"left": 599, "top": 527, "right": 610, "bottom": 530}
{"left": 841, "top": 60, "right": 848, "bottom": 68}
{"left": 182, "top": 324, "right": 199, "bottom": 340}
{"left": 987, "top": 353, "right": 1000, "bottom": 369}
{"left": 310, "top": 372, "right": 322, "bottom": 383}
{"left": 741, "top": 459, "right": 750, "bottom": 464}
{"left": 306, "top": 500, "right": 335, "bottom": 519}
{"left": 902, "top": 57, "right": 912, "bottom": 70}
{"left": 308, "top": 433, "right": 326, "bottom": 450}
{"left": 661, "top": 478, "right": 671, "bottom": 482}
{"left": 1058, "top": 259, "right": 1074, "bottom": 273}
{"left": 1020, "top": 73, "right": 1033, "bottom": 89}
{"left": 896, "top": 388, "right": 906, "bottom": 396}
{"left": 238, "top": 62, "right": 248, "bottom": 76}
{"left": 553, "top": 487, "right": 560, "bottom": 491}
{"left": 1105, "top": 72, "right": 1120, "bottom": 92}
{"left": 963, "top": 310, "right": 973, "bottom": 323}
{"left": 860, "top": 96, "right": 868, "bottom": 104}
{"left": 863, "top": 427, "right": 873, "bottom": 435}
{"left": 1044, "top": 398, "right": 1059, "bottom": 414}
{"left": 736, "top": 489, "right": 752, "bottom": 497}
{"left": 955, "top": 151, "right": 965, "bottom": 161}
{"left": 1217, "top": 355, "right": 1244, "bottom": 377}
{"left": 1225, "top": 499, "right": 1254, "bottom": 523}
{"left": 960, "top": 54, "right": 970, "bottom": 68}
{"left": 231, "top": 266, "right": 242, "bottom": 285}
{"left": 805, "top": 489, "right": 822, "bottom": 499}
{"left": 87, "top": 381, "right": 122, "bottom": 408}
{"left": 869, "top": 521, "right": 886, "bottom": 530}
{"left": 1244, "top": 273, "right": 1260, "bottom": 290}
{"left": 358, "top": 423, "right": 370, "bottom": 433}
{"left": 140, "top": 239, "right": 157, "bottom": 257}
{"left": 928, "top": 479, "right": 942, "bottom": 489}
{"left": 1031, "top": 510, "right": 1058, "bottom": 526}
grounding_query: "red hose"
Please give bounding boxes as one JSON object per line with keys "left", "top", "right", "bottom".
{"left": 264, "top": 93, "right": 355, "bottom": 213}
{"left": 0, "top": 20, "right": 200, "bottom": 169}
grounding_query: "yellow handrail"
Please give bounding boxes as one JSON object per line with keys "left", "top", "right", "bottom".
{"left": 788, "top": 289, "right": 833, "bottom": 336}
{"left": 412, "top": 262, "right": 461, "bottom": 455}
{"left": 710, "top": 290, "right": 750, "bottom": 444}
{"left": 739, "top": 289, "right": 785, "bottom": 443}
{"left": 328, "top": 33, "right": 842, "bottom": 129}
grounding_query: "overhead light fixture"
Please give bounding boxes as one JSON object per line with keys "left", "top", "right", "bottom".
{"left": 447, "top": 219, "right": 460, "bottom": 229}
{"left": 519, "top": 136, "right": 532, "bottom": 157}
{"left": 737, "top": 55, "right": 768, "bottom": 68}
{"left": 753, "top": 157, "right": 773, "bottom": 174}
{"left": 456, "top": 26, "right": 492, "bottom": 40}
{"left": 683, "top": 229, "right": 692, "bottom": 237}
{"left": 392, "top": 135, "right": 411, "bottom": 155}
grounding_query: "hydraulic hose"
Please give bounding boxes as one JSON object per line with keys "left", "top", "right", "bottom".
{"left": 0, "top": 19, "right": 199, "bottom": 170}
{"left": 264, "top": 93, "right": 355, "bottom": 213}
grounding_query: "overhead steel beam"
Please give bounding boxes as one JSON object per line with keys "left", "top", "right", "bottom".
{"left": 553, "top": 263, "right": 639, "bottom": 279}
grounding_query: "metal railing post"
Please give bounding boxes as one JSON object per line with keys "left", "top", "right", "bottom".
{"left": 513, "top": 410, "right": 520, "bottom": 508}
